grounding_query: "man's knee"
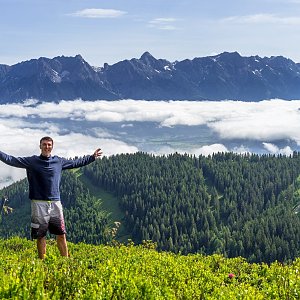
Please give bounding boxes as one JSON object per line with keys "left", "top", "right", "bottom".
{"left": 31, "top": 223, "right": 48, "bottom": 240}
{"left": 56, "top": 234, "right": 66, "bottom": 241}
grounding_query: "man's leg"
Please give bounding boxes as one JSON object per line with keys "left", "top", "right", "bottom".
{"left": 31, "top": 201, "right": 49, "bottom": 259}
{"left": 37, "top": 236, "right": 47, "bottom": 259}
{"left": 57, "top": 234, "right": 69, "bottom": 257}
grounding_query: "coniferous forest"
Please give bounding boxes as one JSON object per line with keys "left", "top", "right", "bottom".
{"left": 0, "top": 171, "right": 112, "bottom": 244}
{"left": 1, "top": 152, "right": 300, "bottom": 263}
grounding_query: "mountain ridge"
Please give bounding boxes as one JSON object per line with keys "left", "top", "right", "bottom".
{"left": 1, "top": 51, "right": 300, "bottom": 103}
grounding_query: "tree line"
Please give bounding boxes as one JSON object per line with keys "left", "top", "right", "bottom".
{"left": 0, "top": 170, "right": 112, "bottom": 244}
{"left": 1, "top": 151, "right": 300, "bottom": 263}
{"left": 83, "top": 151, "right": 300, "bottom": 263}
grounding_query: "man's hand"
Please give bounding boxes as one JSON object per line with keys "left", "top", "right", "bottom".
{"left": 93, "top": 148, "right": 103, "bottom": 159}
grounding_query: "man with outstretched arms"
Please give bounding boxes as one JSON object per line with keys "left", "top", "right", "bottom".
{"left": 0, "top": 136, "right": 102, "bottom": 259}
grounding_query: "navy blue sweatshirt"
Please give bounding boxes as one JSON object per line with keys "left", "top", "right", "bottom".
{"left": 0, "top": 151, "right": 95, "bottom": 201}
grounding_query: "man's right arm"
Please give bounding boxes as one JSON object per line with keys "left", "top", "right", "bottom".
{"left": 0, "top": 151, "right": 30, "bottom": 169}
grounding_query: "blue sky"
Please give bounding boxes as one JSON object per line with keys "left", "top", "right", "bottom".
{"left": 1, "top": 0, "right": 300, "bottom": 67}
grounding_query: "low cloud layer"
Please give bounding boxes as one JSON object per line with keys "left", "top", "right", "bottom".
{"left": 1, "top": 98, "right": 299, "bottom": 143}
{"left": 0, "top": 99, "right": 298, "bottom": 187}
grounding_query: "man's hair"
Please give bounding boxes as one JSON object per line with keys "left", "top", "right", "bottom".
{"left": 40, "top": 136, "right": 53, "bottom": 145}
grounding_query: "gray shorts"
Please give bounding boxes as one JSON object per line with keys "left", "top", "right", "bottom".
{"left": 31, "top": 200, "right": 66, "bottom": 239}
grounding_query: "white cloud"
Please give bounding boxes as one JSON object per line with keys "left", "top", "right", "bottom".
{"left": 148, "top": 18, "right": 178, "bottom": 30}
{"left": 221, "top": 13, "right": 300, "bottom": 25}
{"left": 86, "top": 111, "right": 124, "bottom": 122}
{"left": 1, "top": 99, "right": 300, "bottom": 145}
{"left": 191, "top": 144, "right": 229, "bottom": 156}
{"left": 262, "top": 142, "right": 279, "bottom": 154}
{"left": 262, "top": 143, "right": 293, "bottom": 156}
{"left": 0, "top": 121, "right": 137, "bottom": 158}
{"left": 149, "top": 143, "right": 230, "bottom": 157}
{"left": 0, "top": 99, "right": 299, "bottom": 187}
{"left": 232, "top": 145, "right": 251, "bottom": 155}
{"left": 121, "top": 123, "right": 133, "bottom": 128}
{"left": 0, "top": 112, "right": 138, "bottom": 187}
{"left": 70, "top": 8, "right": 127, "bottom": 18}
{"left": 202, "top": 100, "right": 300, "bottom": 144}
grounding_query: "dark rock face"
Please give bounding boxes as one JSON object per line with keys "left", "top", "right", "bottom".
{"left": 1, "top": 51, "right": 300, "bottom": 103}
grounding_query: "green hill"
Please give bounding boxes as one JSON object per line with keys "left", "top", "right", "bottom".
{"left": 1, "top": 237, "right": 300, "bottom": 299}
{"left": 2, "top": 152, "right": 300, "bottom": 263}
{"left": 82, "top": 152, "right": 300, "bottom": 263}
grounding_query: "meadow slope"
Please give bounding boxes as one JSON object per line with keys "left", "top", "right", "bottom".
{"left": 1, "top": 237, "right": 300, "bottom": 299}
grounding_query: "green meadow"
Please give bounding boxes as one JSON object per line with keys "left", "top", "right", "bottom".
{"left": 1, "top": 237, "right": 300, "bottom": 300}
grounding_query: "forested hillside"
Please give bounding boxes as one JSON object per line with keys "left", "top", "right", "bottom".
{"left": 1, "top": 152, "right": 300, "bottom": 263}
{"left": 83, "top": 152, "right": 300, "bottom": 263}
{"left": 0, "top": 170, "right": 113, "bottom": 244}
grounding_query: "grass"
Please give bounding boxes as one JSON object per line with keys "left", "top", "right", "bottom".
{"left": 2, "top": 237, "right": 300, "bottom": 299}
{"left": 76, "top": 170, "right": 131, "bottom": 242}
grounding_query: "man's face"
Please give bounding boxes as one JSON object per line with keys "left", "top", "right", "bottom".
{"left": 40, "top": 140, "right": 53, "bottom": 157}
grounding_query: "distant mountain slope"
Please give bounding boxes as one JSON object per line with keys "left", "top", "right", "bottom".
{"left": 1, "top": 51, "right": 300, "bottom": 103}
{"left": 0, "top": 55, "right": 119, "bottom": 102}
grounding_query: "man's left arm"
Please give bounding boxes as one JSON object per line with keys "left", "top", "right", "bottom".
{"left": 62, "top": 148, "right": 103, "bottom": 170}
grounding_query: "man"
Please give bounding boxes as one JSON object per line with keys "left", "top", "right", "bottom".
{"left": 0, "top": 136, "right": 102, "bottom": 259}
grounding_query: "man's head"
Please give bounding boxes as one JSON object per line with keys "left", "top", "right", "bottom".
{"left": 40, "top": 136, "right": 53, "bottom": 157}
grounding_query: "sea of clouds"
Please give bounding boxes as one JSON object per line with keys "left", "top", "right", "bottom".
{"left": 0, "top": 99, "right": 299, "bottom": 187}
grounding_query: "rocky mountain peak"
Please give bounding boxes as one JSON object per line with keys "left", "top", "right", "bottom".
{"left": 1, "top": 52, "right": 300, "bottom": 103}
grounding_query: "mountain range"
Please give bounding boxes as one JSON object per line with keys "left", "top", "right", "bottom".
{"left": 0, "top": 51, "right": 300, "bottom": 103}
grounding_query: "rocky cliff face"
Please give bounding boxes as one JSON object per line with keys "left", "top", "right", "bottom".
{"left": 1, "top": 51, "right": 300, "bottom": 103}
